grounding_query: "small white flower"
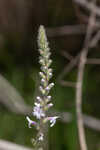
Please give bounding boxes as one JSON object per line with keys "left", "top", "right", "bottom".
{"left": 47, "top": 103, "right": 53, "bottom": 108}
{"left": 36, "top": 96, "right": 42, "bottom": 102}
{"left": 47, "top": 96, "right": 51, "bottom": 100}
{"left": 33, "top": 104, "right": 45, "bottom": 119}
{"left": 47, "top": 116, "right": 59, "bottom": 127}
{"left": 38, "top": 133, "right": 44, "bottom": 141}
{"left": 34, "top": 102, "right": 40, "bottom": 107}
{"left": 48, "top": 68, "right": 52, "bottom": 73}
{"left": 45, "top": 86, "right": 50, "bottom": 91}
{"left": 46, "top": 83, "right": 54, "bottom": 91}
{"left": 49, "top": 83, "right": 54, "bottom": 87}
{"left": 42, "top": 66, "right": 48, "bottom": 72}
{"left": 45, "top": 95, "right": 52, "bottom": 103}
{"left": 26, "top": 116, "right": 36, "bottom": 128}
{"left": 49, "top": 72, "right": 52, "bottom": 76}
{"left": 41, "top": 78, "right": 45, "bottom": 83}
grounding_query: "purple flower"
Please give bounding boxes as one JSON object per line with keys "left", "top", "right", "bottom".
{"left": 26, "top": 116, "right": 37, "bottom": 128}
{"left": 33, "top": 103, "right": 45, "bottom": 119}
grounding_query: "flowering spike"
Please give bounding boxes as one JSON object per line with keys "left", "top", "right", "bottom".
{"left": 26, "top": 25, "right": 58, "bottom": 148}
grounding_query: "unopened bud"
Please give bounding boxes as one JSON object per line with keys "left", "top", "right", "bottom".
{"left": 36, "top": 96, "right": 42, "bottom": 102}
{"left": 39, "top": 72, "right": 45, "bottom": 79}
{"left": 39, "top": 86, "right": 45, "bottom": 95}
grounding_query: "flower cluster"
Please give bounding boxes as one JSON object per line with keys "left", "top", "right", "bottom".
{"left": 26, "top": 25, "right": 58, "bottom": 146}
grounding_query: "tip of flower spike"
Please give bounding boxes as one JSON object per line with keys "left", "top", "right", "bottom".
{"left": 38, "top": 25, "right": 44, "bottom": 36}
{"left": 39, "top": 25, "right": 44, "bottom": 30}
{"left": 38, "top": 25, "right": 46, "bottom": 37}
{"left": 38, "top": 25, "right": 48, "bottom": 50}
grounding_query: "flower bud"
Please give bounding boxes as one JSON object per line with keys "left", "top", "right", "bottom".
{"left": 39, "top": 86, "right": 45, "bottom": 95}
{"left": 39, "top": 72, "right": 46, "bottom": 79}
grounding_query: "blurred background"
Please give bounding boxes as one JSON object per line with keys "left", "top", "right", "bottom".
{"left": 0, "top": 0, "right": 100, "bottom": 150}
